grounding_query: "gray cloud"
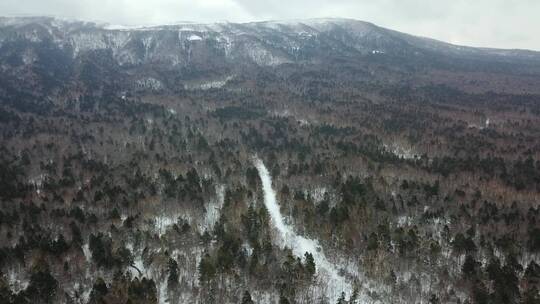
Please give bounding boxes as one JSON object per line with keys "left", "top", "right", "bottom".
{"left": 2, "top": 0, "right": 539, "bottom": 50}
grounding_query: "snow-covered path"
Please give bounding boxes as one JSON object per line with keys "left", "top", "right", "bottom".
{"left": 253, "top": 157, "right": 352, "bottom": 301}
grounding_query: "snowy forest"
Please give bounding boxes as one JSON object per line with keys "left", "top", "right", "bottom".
{"left": 0, "top": 17, "right": 540, "bottom": 304}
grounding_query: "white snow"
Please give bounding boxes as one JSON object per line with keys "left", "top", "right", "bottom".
{"left": 270, "top": 109, "right": 293, "bottom": 118}
{"left": 82, "top": 243, "right": 92, "bottom": 262}
{"left": 69, "top": 32, "right": 108, "bottom": 55}
{"left": 245, "top": 43, "right": 288, "bottom": 66}
{"left": 184, "top": 75, "right": 234, "bottom": 90}
{"left": 397, "top": 215, "right": 413, "bottom": 227}
{"left": 187, "top": 34, "right": 203, "bottom": 41}
{"left": 136, "top": 77, "right": 164, "bottom": 91}
{"left": 306, "top": 186, "right": 328, "bottom": 204}
{"left": 22, "top": 49, "right": 37, "bottom": 65}
{"left": 158, "top": 280, "right": 169, "bottom": 304}
{"left": 133, "top": 256, "right": 146, "bottom": 275}
{"left": 199, "top": 184, "right": 225, "bottom": 233}
{"left": 253, "top": 157, "right": 352, "bottom": 301}
{"left": 383, "top": 143, "right": 420, "bottom": 160}
{"left": 468, "top": 118, "right": 491, "bottom": 130}
{"left": 103, "top": 24, "right": 149, "bottom": 30}
{"left": 7, "top": 269, "right": 29, "bottom": 293}
{"left": 297, "top": 119, "right": 310, "bottom": 126}
{"left": 155, "top": 214, "right": 181, "bottom": 236}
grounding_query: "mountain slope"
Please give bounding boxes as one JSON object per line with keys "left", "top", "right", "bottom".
{"left": 2, "top": 16, "right": 540, "bottom": 101}
{"left": 0, "top": 16, "right": 540, "bottom": 304}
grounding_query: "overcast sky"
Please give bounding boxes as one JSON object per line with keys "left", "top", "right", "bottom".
{"left": 2, "top": 0, "right": 539, "bottom": 50}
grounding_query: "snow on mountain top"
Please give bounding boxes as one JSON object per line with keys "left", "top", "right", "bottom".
{"left": 187, "top": 34, "right": 203, "bottom": 41}
{"left": 1, "top": 16, "right": 539, "bottom": 61}
{"left": 0, "top": 16, "right": 366, "bottom": 33}
{"left": 102, "top": 24, "right": 149, "bottom": 31}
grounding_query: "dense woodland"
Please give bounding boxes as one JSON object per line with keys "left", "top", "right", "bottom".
{"left": 1, "top": 17, "right": 540, "bottom": 304}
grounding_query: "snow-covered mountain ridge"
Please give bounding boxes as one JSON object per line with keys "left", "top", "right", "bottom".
{"left": 1, "top": 16, "right": 539, "bottom": 69}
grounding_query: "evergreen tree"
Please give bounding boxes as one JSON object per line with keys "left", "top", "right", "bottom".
{"left": 89, "top": 233, "right": 115, "bottom": 268}
{"left": 472, "top": 280, "right": 489, "bottom": 304}
{"left": 241, "top": 290, "right": 254, "bottom": 304}
{"left": 116, "top": 246, "right": 134, "bottom": 268}
{"left": 198, "top": 253, "right": 216, "bottom": 285}
{"left": 26, "top": 268, "right": 58, "bottom": 303}
{"left": 69, "top": 222, "right": 83, "bottom": 246}
{"left": 88, "top": 277, "right": 108, "bottom": 304}
{"left": 462, "top": 254, "right": 479, "bottom": 279}
{"left": 349, "top": 287, "right": 359, "bottom": 304}
{"left": 279, "top": 295, "right": 290, "bottom": 304}
{"left": 336, "top": 292, "right": 347, "bottom": 304}
{"left": 49, "top": 234, "right": 69, "bottom": 256}
{"left": 525, "top": 261, "right": 540, "bottom": 286}
{"left": 429, "top": 294, "right": 440, "bottom": 304}
{"left": 168, "top": 258, "right": 179, "bottom": 285}
{"left": 127, "top": 277, "right": 158, "bottom": 304}
{"left": 304, "top": 252, "right": 316, "bottom": 280}
{"left": 367, "top": 232, "right": 379, "bottom": 251}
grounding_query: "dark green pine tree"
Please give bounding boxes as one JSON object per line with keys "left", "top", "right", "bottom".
{"left": 26, "top": 267, "right": 58, "bottom": 303}
{"left": 462, "top": 254, "right": 479, "bottom": 279}
{"left": 429, "top": 294, "right": 440, "bottom": 304}
{"left": 167, "top": 258, "right": 179, "bottom": 285}
{"left": 279, "top": 295, "right": 290, "bottom": 304}
{"left": 198, "top": 253, "right": 216, "bottom": 285}
{"left": 241, "top": 290, "right": 254, "bottom": 304}
{"left": 336, "top": 292, "right": 347, "bottom": 304}
{"left": 88, "top": 277, "right": 108, "bottom": 304}
{"left": 304, "top": 252, "right": 316, "bottom": 280}
{"left": 524, "top": 261, "right": 540, "bottom": 286}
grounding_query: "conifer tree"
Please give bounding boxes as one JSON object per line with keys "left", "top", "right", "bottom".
{"left": 304, "top": 252, "right": 316, "bottom": 280}
{"left": 241, "top": 290, "right": 254, "bottom": 304}
{"left": 168, "top": 258, "right": 179, "bottom": 285}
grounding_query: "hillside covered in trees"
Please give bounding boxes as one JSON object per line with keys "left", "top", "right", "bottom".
{"left": 0, "top": 17, "right": 540, "bottom": 304}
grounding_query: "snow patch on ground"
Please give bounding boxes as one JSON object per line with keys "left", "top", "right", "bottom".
{"left": 297, "top": 119, "right": 310, "bottom": 126}
{"left": 187, "top": 34, "right": 202, "bottom": 41}
{"left": 69, "top": 32, "right": 108, "bottom": 55}
{"left": 103, "top": 24, "right": 148, "bottom": 30}
{"left": 22, "top": 49, "right": 37, "bottom": 65}
{"left": 198, "top": 184, "right": 226, "bottom": 233}
{"left": 269, "top": 110, "right": 311, "bottom": 126}
{"left": 7, "top": 269, "right": 28, "bottom": 293}
{"left": 242, "top": 242, "right": 254, "bottom": 256}
{"left": 397, "top": 215, "right": 414, "bottom": 227}
{"left": 184, "top": 75, "right": 234, "bottom": 90}
{"left": 245, "top": 43, "right": 288, "bottom": 66}
{"left": 136, "top": 77, "right": 164, "bottom": 91}
{"left": 468, "top": 117, "right": 491, "bottom": 130}
{"left": 28, "top": 173, "right": 47, "bottom": 194}
{"left": 158, "top": 280, "right": 169, "bottom": 304}
{"left": 305, "top": 186, "right": 329, "bottom": 204}
{"left": 254, "top": 157, "right": 352, "bottom": 301}
{"left": 270, "top": 109, "right": 291, "bottom": 117}
{"left": 154, "top": 214, "right": 183, "bottom": 236}
{"left": 82, "top": 243, "right": 92, "bottom": 262}
{"left": 383, "top": 143, "right": 420, "bottom": 160}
